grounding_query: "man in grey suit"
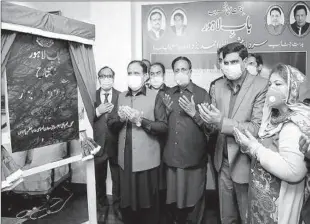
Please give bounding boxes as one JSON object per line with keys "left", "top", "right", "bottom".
{"left": 198, "top": 42, "right": 268, "bottom": 224}
{"left": 93, "top": 66, "right": 121, "bottom": 220}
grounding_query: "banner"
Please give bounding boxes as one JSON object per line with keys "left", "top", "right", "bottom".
{"left": 142, "top": 1, "right": 310, "bottom": 99}
{"left": 6, "top": 33, "right": 79, "bottom": 152}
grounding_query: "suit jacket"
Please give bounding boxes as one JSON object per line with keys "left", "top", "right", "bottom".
{"left": 291, "top": 22, "right": 310, "bottom": 36}
{"left": 211, "top": 73, "right": 268, "bottom": 183}
{"left": 93, "top": 88, "right": 120, "bottom": 160}
{"left": 148, "top": 29, "right": 164, "bottom": 40}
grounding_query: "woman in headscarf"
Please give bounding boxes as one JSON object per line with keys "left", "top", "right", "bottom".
{"left": 233, "top": 63, "right": 310, "bottom": 224}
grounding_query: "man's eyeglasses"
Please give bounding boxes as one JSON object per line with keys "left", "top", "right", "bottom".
{"left": 99, "top": 75, "right": 113, "bottom": 79}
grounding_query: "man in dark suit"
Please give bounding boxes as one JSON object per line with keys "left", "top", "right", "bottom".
{"left": 291, "top": 4, "right": 310, "bottom": 36}
{"left": 148, "top": 11, "right": 165, "bottom": 40}
{"left": 93, "top": 66, "right": 121, "bottom": 220}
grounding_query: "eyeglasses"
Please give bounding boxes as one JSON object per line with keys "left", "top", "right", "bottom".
{"left": 98, "top": 75, "right": 113, "bottom": 79}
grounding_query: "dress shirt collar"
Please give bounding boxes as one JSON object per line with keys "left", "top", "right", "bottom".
{"left": 173, "top": 81, "right": 194, "bottom": 94}
{"left": 126, "top": 85, "right": 147, "bottom": 97}
{"left": 100, "top": 88, "right": 112, "bottom": 95}
{"left": 226, "top": 72, "right": 247, "bottom": 95}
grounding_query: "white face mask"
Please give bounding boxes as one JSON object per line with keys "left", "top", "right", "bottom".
{"left": 150, "top": 76, "right": 164, "bottom": 89}
{"left": 222, "top": 64, "right": 243, "bottom": 81}
{"left": 100, "top": 78, "right": 113, "bottom": 90}
{"left": 128, "top": 75, "right": 143, "bottom": 91}
{"left": 175, "top": 72, "right": 190, "bottom": 86}
{"left": 247, "top": 65, "right": 258, "bottom": 76}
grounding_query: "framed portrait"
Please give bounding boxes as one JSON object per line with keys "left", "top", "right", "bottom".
{"left": 147, "top": 7, "right": 166, "bottom": 40}
{"left": 288, "top": 1, "right": 310, "bottom": 37}
{"left": 170, "top": 8, "right": 188, "bottom": 37}
{"left": 265, "top": 5, "right": 286, "bottom": 36}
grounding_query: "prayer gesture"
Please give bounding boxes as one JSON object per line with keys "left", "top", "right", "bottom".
{"left": 233, "top": 127, "right": 260, "bottom": 157}
{"left": 118, "top": 106, "right": 142, "bottom": 126}
{"left": 198, "top": 103, "right": 222, "bottom": 126}
{"left": 179, "top": 95, "right": 196, "bottom": 118}
{"left": 163, "top": 94, "right": 173, "bottom": 113}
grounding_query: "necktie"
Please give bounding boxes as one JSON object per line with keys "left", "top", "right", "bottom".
{"left": 104, "top": 93, "right": 109, "bottom": 118}
{"left": 104, "top": 93, "right": 109, "bottom": 103}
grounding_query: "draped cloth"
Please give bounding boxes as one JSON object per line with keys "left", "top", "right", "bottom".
{"left": 69, "top": 42, "right": 97, "bottom": 129}
{"left": 1, "top": 31, "right": 16, "bottom": 74}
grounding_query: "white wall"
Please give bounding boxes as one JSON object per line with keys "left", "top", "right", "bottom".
{"left": 90, "top": 2, "right": 132, "bottom": 92}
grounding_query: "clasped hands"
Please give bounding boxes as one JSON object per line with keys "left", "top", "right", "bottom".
{"left": 118, "top": 105, "right": 142, "bottom": 126}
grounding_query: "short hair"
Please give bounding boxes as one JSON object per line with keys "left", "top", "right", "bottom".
{"left": 150, "top": 62, "right": 166, "bottom": 74}
{"left": 217, "top": 46, "right": 224, "bottom": 57}
{"left": 294, "top": 5, "right": 308, "bottom": 17}
{"left": 174, "top": 12, "right": 184, "bottom": 21}
{"left": 222, "top": 42, "right": 248, "bottom": 61}
{"left": 150, "top": 11, "right": 162, "bottom": 20}
{"left": 248, "top": 53, "right": 263, "bottom": 67}
{"left": 142, "top": 59, "right": 151, "bottom": 67}
{"left": 270, "top": 7, "right": 282, "bottom": 16}
{"left": 127, "top": 60, "right": 148, "bottom": 74}
{"left": 171, "top": 56, "right": 192, "bottom": 70}
{"left": 98, "top": 66, "right": 115, "bottom": 78}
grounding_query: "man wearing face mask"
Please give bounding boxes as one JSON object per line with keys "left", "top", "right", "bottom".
{"left": 93, "top": 66, "right": 121, "bottom": 220}
{"left": 198, "top": 42, "right": 268, "bottom": 224}
{"left": 163, "top": 56, "right": 212, "bottom": 224}
{"left": 108, "top": 60, "right": 168, "bottom": 224}
{"left": 246, "top": 53, "right": 263, "bottom": 77}
{"left": 149, "top": 62, "right": 170, "bottom": 223}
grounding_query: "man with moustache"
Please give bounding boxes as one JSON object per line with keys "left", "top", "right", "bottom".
{"left": 198, "top": 42, "right": 268, "bottom": 224}
{"left": 148, "top": 11, "right": 165, "bottom": 40}
{"left": 93, "top": 66, "right": 121, "bottom": 220}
